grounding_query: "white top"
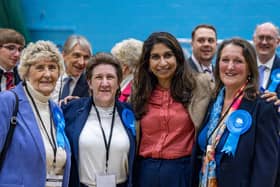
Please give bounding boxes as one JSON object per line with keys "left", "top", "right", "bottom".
{"left": 79, "top": 105, "right": 130, "bottom": 187}
{"left": 257, "top": 54, "right": 275, "bottom": 89}
{"left": 51, "top": 73, "right": 80, "bottom": 103}
{"left": 25, "top": 82, "right": 66, "bottom": 180}
{"left": 120, "top": 74, "right": 133, "bottom": 92}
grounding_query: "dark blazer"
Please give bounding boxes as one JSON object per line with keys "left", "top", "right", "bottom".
{"left": 190, "top": 96, "right": 280, "bottom": 187}
{"left": 72, "top": 73, "right": 90, "bottom": 97}
{"left": 0, "top": 83, "right": 71, "bottom": 187}
{"left": 62, "top": 97, "right": 136, "bottom": 187}
{"left": 0, "top": 66, "right": 21, "bottom": 92}
{"left": 266, "top": 54, "right": 280, "bottom": 97}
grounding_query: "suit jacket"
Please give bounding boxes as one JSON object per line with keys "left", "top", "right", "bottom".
{"left": 72, "top": 73, "right": 89, "bottom": 97}
{"left": 0, "top": 83, "right": 71, "bottom": 187}
{"left": 188, "top": 56, "right": 200, "bottom": 72}
{"left": 190, "top": 96, "right": 280, "bottom": 187}
{"left": 0, "top": 66, "right": 21, "bottom": 92}
{"left": 62, "top": 97, "right": 136, "bottom": 187}
{"left": 266, "top": 54, "right": 280, "bottom": 97}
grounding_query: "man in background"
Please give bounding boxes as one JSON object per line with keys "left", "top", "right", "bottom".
{"left": 0, "top": 28, "right": 25, "bottom": 91}
{"left": 52, "top": 35, "right": 92, "bottom": 102}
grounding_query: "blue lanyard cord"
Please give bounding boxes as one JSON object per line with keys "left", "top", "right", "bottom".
{"left": 92, "top": 98, "right": 116, "bottom": 174}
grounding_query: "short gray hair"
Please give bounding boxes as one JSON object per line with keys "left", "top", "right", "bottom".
{"left": 18, "top": 40, "right": 64, "bottom": 79}
{"left": 63, "top": 35, "right": 92, "bottom": 55}
{"left": 253, "top": 22, "right": 280, "bottom": 38}
{"left": 111, "top": 38, "right": 143, "bottom": 71}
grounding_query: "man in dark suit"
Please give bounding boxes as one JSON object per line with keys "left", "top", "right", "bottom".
{"left": 253, "top": 22, "right": 280, "bottom": 187}
{"left": 188, "top": 24, "right": 217, "bottom": 78}
{"left": 0, "top": 28, "right": 25, "bottom": 91}
{"left": 253, "top": 22, "right": 280, "bottom": 97}
{"left": 52, "top": 35, "right": 92, "bottom": 102}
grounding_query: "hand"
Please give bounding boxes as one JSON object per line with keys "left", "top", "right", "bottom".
{"left": 59, "top": 95, "right": 80, "bottom": 106}
{"left": 261, "top": 90, "right": 278, "bottom": 102}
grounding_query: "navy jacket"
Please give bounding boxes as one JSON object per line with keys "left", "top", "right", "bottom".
{"left": 190, "top": 96, "right": 280, "bottom": 187}
{"left": 72, "top": 73, "right": 90, "bottom": 97}
{"left": 62, "top": 97, "right": 136, "bottom": 187}
{"left": 266, "top": 54, "right": 280, "bottom": 98}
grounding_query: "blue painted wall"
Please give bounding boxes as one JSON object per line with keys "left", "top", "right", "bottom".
{"left": 21, "top": 0, "right": 280, "bottom": 54}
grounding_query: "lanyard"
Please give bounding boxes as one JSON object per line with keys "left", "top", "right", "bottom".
{"left": 206, "top": 86, "right": 244, "bottom": 144}
{"left": 25, "top": 84, "right": 57, "bottom": 165}
{"left": 92, "top": 99, "right": 116, "bottom": 174}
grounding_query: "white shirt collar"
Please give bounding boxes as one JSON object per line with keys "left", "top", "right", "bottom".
{"left": 191, "top": 54, "right": 212, "bottom": 73}
{"left": 257, "top": 54, "right": 275, "bottom": 70}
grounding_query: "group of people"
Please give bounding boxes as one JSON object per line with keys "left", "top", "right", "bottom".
{"left": 0, "top": 21, "right": 279, "bottom": 187}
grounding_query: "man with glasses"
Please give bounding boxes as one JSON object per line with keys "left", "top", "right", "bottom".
{"left": 253, "top": 22, "right": 280, "bottom": 96}
{"left": 0, "top": 28, "right": 25, "bottom": 91}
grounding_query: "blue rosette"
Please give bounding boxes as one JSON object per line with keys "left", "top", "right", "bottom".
{"left": 51, "top": 104, "right": 67, "bottom": 148}
{"left": 122, "top": 109, "right": 136, "bottom": 136}
{"left": 268, "top": 68, "right": 280, "bottom": 92}
{"left": 221, "top": 109, "right": 252, "bottom": 156}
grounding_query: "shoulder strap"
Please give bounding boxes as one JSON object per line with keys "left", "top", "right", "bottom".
{"left": 0, "top": 90, "right": 19, "bottom": 170}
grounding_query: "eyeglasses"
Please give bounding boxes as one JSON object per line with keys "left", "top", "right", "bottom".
{"left": 0, "top": 44, "right": 24, "bottom": 53}
{"left": 256, "top": 35, "right": 277, "bottom": 43}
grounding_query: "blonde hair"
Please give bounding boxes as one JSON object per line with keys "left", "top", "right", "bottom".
{"left": 111, "top": 38, "right": 143, "bottom": 71}
{"left": 18, "top": 40, "right": 64, "bottom": 79}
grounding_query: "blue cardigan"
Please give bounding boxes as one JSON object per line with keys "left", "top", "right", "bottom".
{"left": 0, "top": 83, "right": 71, "bottom": 187}
{"left": 62, "top": 97, "right": 136, "bottom": 187}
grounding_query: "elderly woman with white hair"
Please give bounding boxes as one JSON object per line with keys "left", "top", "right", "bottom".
{"left": 111, "top": 38, "right": 143, "bottom": 102}
{"left": 0, "top": 40, "right": 71, "bottom": 187}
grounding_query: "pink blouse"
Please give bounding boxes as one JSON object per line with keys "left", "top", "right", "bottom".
{"left": 139, "top": 86, "right": 195, "bottom": 159}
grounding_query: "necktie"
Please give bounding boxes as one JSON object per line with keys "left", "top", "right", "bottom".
{"left": 203, "top": 68, "right": 212, "bottom": 74}
{"left": 4, "top": 72, "right": 14, "bottom": 90}
{"left": 60, "top": 77, "right": 72, "bottom": 99}
{"left": 258, "top": 65, "right": 266, "bottom": 90}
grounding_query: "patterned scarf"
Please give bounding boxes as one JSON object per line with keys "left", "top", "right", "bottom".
{"left": 199, "top": 84, "right": 246, "bottom": 187}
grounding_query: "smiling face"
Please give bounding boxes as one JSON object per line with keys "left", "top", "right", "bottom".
{"left": 27, "top": 60, "right": 60, "bottom": 96}
{"left": 191, "top": 27, "right": 217, "bottom": 66}
{"left": 219, "top": 44, "right": 249, "bottom": 92}
{"left": 0, "top": 43, "right": 23, "bottom": 71}
{"left": 253, "top": 23, "right": 279, "bottom": 63}
{"left": 149, "top": 43, "right": 177, "bottom": 88}
{"left": 63, "top": 44, "right": 91, "bottom": 78}
{"left": 88, "top": 64, "right": 119, "bottom": 107}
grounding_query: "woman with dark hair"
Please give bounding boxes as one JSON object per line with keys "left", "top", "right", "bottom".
{"left": 191, "top": 38, "right": 280, "bottom": 187}
{"left": 131, "top": 32, "right": 213, "bottom": 187}
{"left": 62, "top": 52, "right": 136, "bottom": 187}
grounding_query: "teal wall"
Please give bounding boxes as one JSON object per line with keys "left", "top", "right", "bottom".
{"left": 21, "top": 0, "right": 280, "bottom": 54}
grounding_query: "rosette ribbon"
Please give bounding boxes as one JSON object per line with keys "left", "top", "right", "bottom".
{"left": 50, "top": 103, "right": 68, "bottom": 148}
{"left": 122, "top": 109, "right": 136, "bottom": 136}
{"left": 268, "top": 68, "right": 280, "bottom": 92}
{"left": 221, "top": 109, "right": 252, "bottom": 156}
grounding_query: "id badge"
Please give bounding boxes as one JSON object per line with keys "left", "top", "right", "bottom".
{"left": 46, "top": 173, "right": 63, "bottom": 187}
{"left": 96, "top": 174, "right": 116, "bottom": 187}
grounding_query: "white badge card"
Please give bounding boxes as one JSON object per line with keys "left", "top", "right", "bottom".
{"left": 96, "top": 174, "right": 116, "bottom": 187}
{"left": 46, "top": 173, "right": 63, "bottom": 187}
